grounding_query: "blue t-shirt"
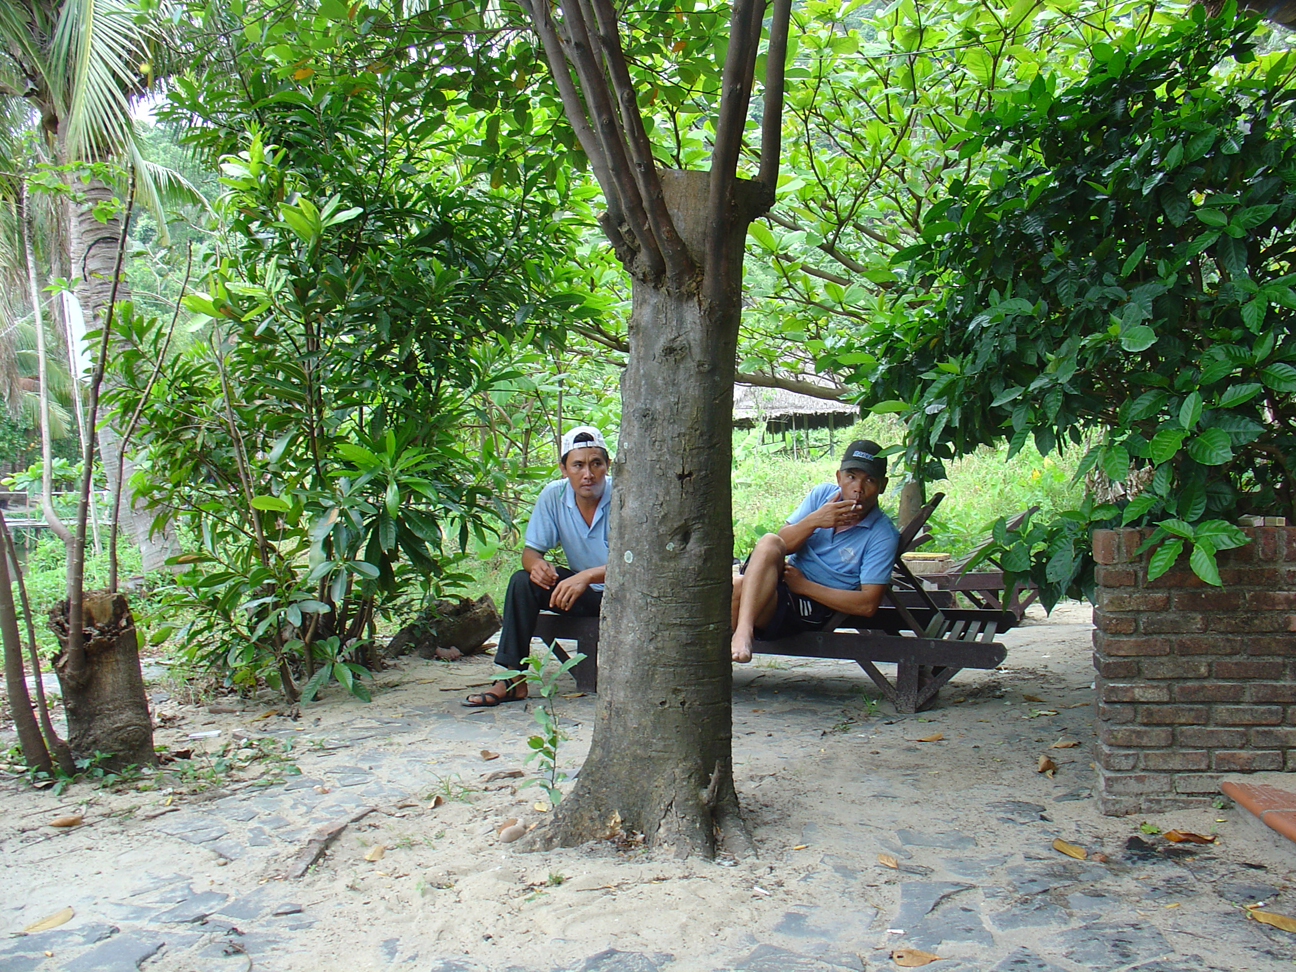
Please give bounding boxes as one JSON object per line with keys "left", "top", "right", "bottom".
{"left": 523, "top": 477, "right": 613, "bottom": 590}
{"left": 785, "top": 482, "right": 900, "bottom": 589}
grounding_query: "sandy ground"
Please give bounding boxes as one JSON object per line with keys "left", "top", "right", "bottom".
{"left": 2, "top": 601, "right": 1295, "bottom": 971}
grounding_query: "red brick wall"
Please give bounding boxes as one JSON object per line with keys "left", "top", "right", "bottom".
{"left": 1092, "top": 527, "right": 1296, "bottom": 815}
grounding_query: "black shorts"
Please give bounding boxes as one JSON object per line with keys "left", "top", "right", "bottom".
{"left": 754, "top": 580, "right": 836, "bottom": 642}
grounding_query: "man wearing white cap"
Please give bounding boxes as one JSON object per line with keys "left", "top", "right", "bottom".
{"left": 464, "top": 425, "right": 612, "bottom": 706}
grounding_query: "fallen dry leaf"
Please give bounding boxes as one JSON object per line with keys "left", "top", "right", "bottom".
{"left": 480, "top": 750, "right": 500, "bottom": 761}
{"left": 499, "top": 823, "right": 527, "bottom": 843}
{"left": 428, "top": 795, "right": 444, "bottom": 809}
{"left": 1247, "top": 908, "right": 1296, "bottom": 933}
{"left": 1023, "top": 694, "right": 1045, "bottom": 703}
{"left": 793, "top": 844, "right": 808, "bottom": 850}
{"left": 482, "top": 770, "right": 524, "bottom": 783}
{"left": 891, "top": 947, "right": 942, "bottom": 967}
{"left": 1051, "top": 739, "right": 1080, "bottom": 749}
{"left": 534, "top": 802, "right": 550, "bottom": 812}
{"left": 878, "top": 853, "right": 899, "bottom": 869}
{"left": 49, "top": 814, "right": 82, "bottom": 828}
{"left": 364, "top": 845, "right": 386, "bottom": 862}
{"left": 1090, "top": 852, "right": 1109, "bottom": 863}
{"left": 1163, "top": 830, "right": 1216, "bottom": 844}
{"left": 1038, "top": 755, "right": 1058, "bottom": 777}
{"left": 251, "top": 709, "right": 280, "bottom": 721}
{"left": 915, "top": 732, "right": 943, "bottom": 742}
{"left": 495, "top": 817, "right": 518, "bottom": 835}
{"left": 1052, "top": 837, "right": 1087, "bottom": 860}
{"left": 23, "top": 906, "right": 73, "bottom": 933}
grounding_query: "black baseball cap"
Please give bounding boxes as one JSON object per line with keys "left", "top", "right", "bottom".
{"left": 840, "top": 439, "right": 887, "bottom": 477}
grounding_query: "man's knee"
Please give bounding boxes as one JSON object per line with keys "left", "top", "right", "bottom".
{"left": 749, "top": 533, "right": 787, "bottom": 565}
{"left": 504, "top": 569, "right": 545, "bottom": 609}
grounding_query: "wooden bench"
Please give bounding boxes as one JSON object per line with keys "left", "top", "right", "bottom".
{"left": 528, "top": 492, "right": 1015, "bottom": 713}
{"left": 531, "top": 603, "right": 1010, "bottom": 713}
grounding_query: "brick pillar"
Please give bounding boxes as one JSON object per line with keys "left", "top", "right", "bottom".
{"left": 1092, "top": 527, "right": 1296, "bottom": 815}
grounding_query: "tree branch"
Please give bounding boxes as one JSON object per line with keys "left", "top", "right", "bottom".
{"left": 518, "top": 0, "right": 634, "bottom": 264}
{"left": 772, "top": 252, "right": 852, "bottom": 287}
{"left": 735, "top": 369, "right": 850, "bottom": 401}
{"left": 555, "top": 0, "right": 665, "bottom": 277}
{"left": 704, "top": 0, "right": 767, "bottom": 304}
{"left": 758, "top": 0, "right": 793, "bottom": 190}
{"left": 588, "top": 0, "right": 693, "bottom": 280}
{"left": 767, "top": 211, "right": 873, "bottom": 273}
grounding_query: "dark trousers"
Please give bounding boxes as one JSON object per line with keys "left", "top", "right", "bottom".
{"left": 494, "top": 567, "right": 603, "bottom": 671}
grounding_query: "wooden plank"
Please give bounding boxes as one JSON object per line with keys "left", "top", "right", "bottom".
{"left": 758, "top": 630, "right": 1006, "bottom": 670}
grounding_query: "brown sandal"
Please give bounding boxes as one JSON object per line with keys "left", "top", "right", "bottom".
{"left": 462, "top": 678, "right": 527, "bottom": 708}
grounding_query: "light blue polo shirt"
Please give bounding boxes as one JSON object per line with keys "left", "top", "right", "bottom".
{"left": 786, "top": 482, "right": 900, "bottom": 589}
{"left": 523, "top": 476, "right": 613, "bottom": 590}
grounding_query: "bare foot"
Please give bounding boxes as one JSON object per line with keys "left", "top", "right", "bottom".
{"left": 731, "top": 636, "right": 753, "bottom": 663}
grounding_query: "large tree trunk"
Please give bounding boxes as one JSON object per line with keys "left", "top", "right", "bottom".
{"left": 537, "top": 172, "right": 764, "bottom": 857}
{"left": 49, "top": 591, "right": 155, "bottom": 770}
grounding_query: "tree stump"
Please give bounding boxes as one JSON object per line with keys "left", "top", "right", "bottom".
{"left": 382, "top": 594, "right": 501, "bottom": 661}
{"left": 49, "top": 591, "right": 156, "bottom": 770}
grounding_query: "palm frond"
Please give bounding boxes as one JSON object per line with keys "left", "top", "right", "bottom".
{"left": 56, "top": 0, "right": 153, "bottom": 161}
{"left": 0, "top": 7, "right": 63, "bottom": 120}
{"left": 17, "top": 390, "right": 70, "bottom": 441}
{"left": 128, "top": 146, "right": 213, "bottom": 245}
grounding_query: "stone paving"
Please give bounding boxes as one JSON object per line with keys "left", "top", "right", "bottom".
{"left": 4, "top": 610, "right": 1296, "bottom": 971}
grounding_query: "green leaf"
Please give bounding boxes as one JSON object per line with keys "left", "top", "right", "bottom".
{"left": 1186, "top": 427, "right": 1233, "bottom": 465}
{"left": 1102, "top": 443, "right": 1130, "bottom": 481}
{"left": 1195, "top": 208, "right": 1228, "bottom": 227}
{"left": 1146, "top": 538, "right": 1183, "bottom": 580}
{"left": 1216, "top": 383, "right": 1262, "bottom": 408}
{"left": 1262, "top": 362, "right": 1296, "bottom": 392}
{"left": 300, "top": 665, "right": 331, "bottom": 703}
{"left": 748, "top": 221, "right": 778, "bottom": 251}
{"left": 251, "top": 495, "right": 291, "bottom": 512}
{"left": 1241, "top": 298, "right": 1267, "bottom": 331}
{"left": 1121, "top": 242, "right": 1147, "bottom": 278}
{"left": 1179, "top": 392, "right": 1203, "bottom": 430}
{"left": 999, "top": 544, "right": 1030, "bottom": 573}
{"left": 1120, "top": 324, "right": 1156, "bottom": 352}
{"left": 348, "top": 560, "right": 380, "bottom": 579}
{"left": 991, "top": 386, "right": 1025, "bottom": 407}
{"left": 1148, "top": 428, "right": 1185, "bottom": 464}
{"left": 1045, "top": 543, "right": 1074, "bottom": 583}
{"left": 1194, "top": 519, "right": 1250, "bottom": 550}
{"left": 1121, "top": 493, "right": 1158, "bottom": 525}
{"left": 869, "top": 400, "right": 910, "bottom": 414}
{"left": 1189, "top": 543, "right": 1223, "bottom": 586}
{"left": 1129, "top": 391, "right": 1167, "bottom": 421}
{"left": 1158, "top": 518, "right": 1194, "bottom": 539}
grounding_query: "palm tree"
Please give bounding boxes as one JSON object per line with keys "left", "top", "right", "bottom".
{"left": 0, "top": 0, "right": 201, "bottom": 574}
{"left": 0, "top": 0, "right": 195, "bottom": 769}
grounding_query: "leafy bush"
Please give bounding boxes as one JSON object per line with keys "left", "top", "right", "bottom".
{"left": 875, "top": 6, "right": 1296, "bottom": 597}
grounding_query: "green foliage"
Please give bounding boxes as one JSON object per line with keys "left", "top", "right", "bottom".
{"left": 2, "top": 458, "right": 80, "bottom": 491}
{"left": 115, "top": 0, "right": 610, "bottom": 700}
{"left": 878, "top": 7, "right": 1296, "bottom": 590}
{"left": 518, "top": 651, "right": 585, "bottom": 806}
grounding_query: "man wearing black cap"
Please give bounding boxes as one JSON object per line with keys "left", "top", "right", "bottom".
{"left": 731, "top": 439, "right": 900, "bottom": 663}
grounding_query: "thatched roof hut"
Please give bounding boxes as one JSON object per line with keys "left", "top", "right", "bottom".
{"left": 732, "top": 385, "right": 858, "bottom": 434}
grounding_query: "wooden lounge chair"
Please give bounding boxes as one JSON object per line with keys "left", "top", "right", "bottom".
{"left": 532, "top": 492, "right": 1014, "bottom": 713}
{"left": 907, "top": 506, "right": 1040, "bottom": 621}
